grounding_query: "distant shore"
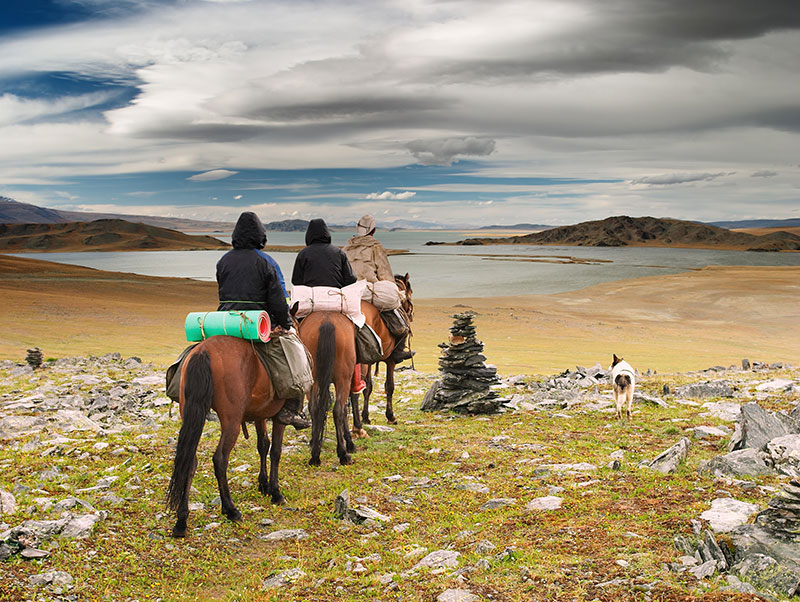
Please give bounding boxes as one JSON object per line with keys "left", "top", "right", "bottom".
{"left": 1, "top": 253, "right": 797, "bottom": 374}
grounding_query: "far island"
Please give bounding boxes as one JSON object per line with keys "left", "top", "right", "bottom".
{"left": 432, "top": 216, "right": 800, "bottom": 252}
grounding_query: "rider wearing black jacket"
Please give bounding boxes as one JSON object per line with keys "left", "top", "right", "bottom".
{"left": 291, "top": 218, "right": 357, "bottom": 288}
{"left": 216, "top": 212, "right": 309, "bottom": 430}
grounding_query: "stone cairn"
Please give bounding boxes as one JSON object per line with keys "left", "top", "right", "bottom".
{"left": 421, "top": 312, "right": 506, "bottom": 414}
{"left": 755, "top": 480, "right": 800, "bottom": 540}
{"left": 26, "top": 347, "right": 43, "bottom": 370}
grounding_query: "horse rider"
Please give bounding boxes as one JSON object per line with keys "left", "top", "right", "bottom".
{"left": 216, "top": 211, "right": 310, "bottom": 430}
{"left": 343, "top": 214, "right": 414, "bottom": 363}
{"left": 291, "top": 218, "right": 366, "bottom": 393}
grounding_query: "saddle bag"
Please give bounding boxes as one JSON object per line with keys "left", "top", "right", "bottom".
{"left": 262, "top": 333, "right": 314, "bottom": 400}
{"left": 362, "top": 280, "right": 402, "bottom": 311}
{"left": 380, "top": 308, "right": 409, "bottom": 338}
{"left": 355, "top": 323, "right": 384, "bottom": 364}
{"left": 290, "top": 281, "right": 366, "bottom": 327}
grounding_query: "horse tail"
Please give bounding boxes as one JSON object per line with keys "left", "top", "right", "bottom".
{"left": 312, "top": 320, "right": 336, "bottom": 424}
{"left": 167, "top": 350, "right": 213, "bottom": 512}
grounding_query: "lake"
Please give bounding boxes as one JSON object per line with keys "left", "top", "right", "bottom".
{"left": 14, "top": 230, "right": 800, "bottom": 298}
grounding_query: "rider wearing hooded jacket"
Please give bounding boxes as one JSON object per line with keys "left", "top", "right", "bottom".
{"left": 216, "top": 212, "right": 310, "bottom": 430}
{"left": 292, "top": 218, "right": 367, "bottom": 393}
{"left": 291, "top": 218, "right": 356, "bottom": 288}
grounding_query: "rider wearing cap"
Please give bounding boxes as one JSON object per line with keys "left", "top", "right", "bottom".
{"left": 216, "top": 211, "right": 310, "bottom": 430}
{"left": 343, "top": 214, "right": 414, "bottom": 363}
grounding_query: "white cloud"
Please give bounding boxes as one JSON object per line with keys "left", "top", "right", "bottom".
{"left": 233, "top": 194, "right": 243, "bottom": 199}
{"left": 365, "top": 191, "right": 417, "bottom": 200}
{"left": 630, "top": 172, "right": 732, "bottom": 186}
{"left": 187, "top": 169, "right": 239, "bottom": 181}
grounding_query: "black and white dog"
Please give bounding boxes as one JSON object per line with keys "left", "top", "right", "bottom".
{"left": 611, "top": 354, "right": 636, "bottom": 420}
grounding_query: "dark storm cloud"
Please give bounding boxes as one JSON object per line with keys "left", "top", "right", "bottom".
{"left": 751, "top": 170, "right": 778, "bottom": 178}
{"left": 405, "top": 137, "right": 496, "bottom": 166}
{"left": 421, "top": 0, "right": 800, "bottom": 82}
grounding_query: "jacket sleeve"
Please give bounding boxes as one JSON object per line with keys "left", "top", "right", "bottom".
{"left": 263, "top": 261, "right": 291, "bottom": 329}
{"left": 340, "top": 250, "right": 357, "bottom": 287}
{"left": 291, "top": 250, "right": 306, "bottom": 286}
{"left": 373, "top": 243, "right": 394, "bottom": 281}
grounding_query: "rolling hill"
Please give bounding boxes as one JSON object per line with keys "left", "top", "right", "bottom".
{"left": 0, "top": 220, "right": 230, "bottom": 252}
{"left": 456, "top": 215, "right": 800, "bottom": 251}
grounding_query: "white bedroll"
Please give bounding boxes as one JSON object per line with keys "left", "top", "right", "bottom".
{"left": 361, "top": 279, "right": 403, "bottom": 311}
{"left": 290, "top": 280, "right": 366, "bottom": 327}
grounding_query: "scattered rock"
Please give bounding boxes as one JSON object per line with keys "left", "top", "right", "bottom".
{"left": 648, "top": 437, "right": 690, "bottom": 474}
{"left": 729, "top": 402, "right": 800, "bottom": 453}
{"left": 691, "top": 425, "right": 731, "bottom": 440}
{"left": 334, "top": 489, "right": 391, "bottom": 524}
{"left": 414, "top": 550, "right": 460, "bottom": 570}
{"left": 525, "top": 496, "right": 563, "bottom": 511}
{"left": 699, "top": 448, "right": 772, "bottom": 478}
{"left": 765, "top": 435, "right": 800, "bottom": 477}
{"left": 28, "top": 570, "right": 73, "bottom": 589}
{"left": 261, "top": 568, "right": 306, "bottom": 589}
{"left": 674, "top": 380, "right": 734, "bottom": 399}
{"left": 259, "top": 529, "right": 309, "bottom": 542}
{"left": 0, "top": 489, "right": 16, "bottom": 515}
{"left": 700, "top": 498, "right": 760, "bottom": 533}
{"left": 437, "top": 588, "right": 479, "bottom": 602}
{"left": 480, "top": 498, "right": 515, "bottom": 511}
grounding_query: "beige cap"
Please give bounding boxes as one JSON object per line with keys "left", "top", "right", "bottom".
{"left": 356, "top": 214, "right": 376, "bottom": 236}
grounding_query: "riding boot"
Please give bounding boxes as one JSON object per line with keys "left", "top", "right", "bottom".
{"left": 352, "top": 363, "right": 366, "bottom": 394}
{"left": 275, "top": 397, "right": 310, "bottom": 430}
{"left": 389, "top": 333, "right": 415, "bottom": 363}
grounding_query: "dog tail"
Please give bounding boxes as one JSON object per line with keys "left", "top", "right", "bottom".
{"left": 615, "top": 373, "right": 632, "bottom": 391}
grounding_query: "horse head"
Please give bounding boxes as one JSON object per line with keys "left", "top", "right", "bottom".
{"left": 394, "top": 273, "right": 413, "bottom": 322}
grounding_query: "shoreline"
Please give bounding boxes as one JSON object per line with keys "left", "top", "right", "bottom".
{"left": 1, "top": 254, "right": 797, "bottom": 373}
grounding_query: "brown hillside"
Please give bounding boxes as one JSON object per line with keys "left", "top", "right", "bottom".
{"left": 0, "top": 219, "right": 230, "bottom": 252}
{"left": 459, "top": 215, "right": 800, "bottom": 251}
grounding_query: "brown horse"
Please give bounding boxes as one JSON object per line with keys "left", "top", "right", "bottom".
{"left": 351, "top": 273, "right": 414, "bottom": 432}
{"left": 295, "top": 310, "right": 358, "bottom": 466}
{"left": 166, "top": 335, "right": 288, "bottom": 538}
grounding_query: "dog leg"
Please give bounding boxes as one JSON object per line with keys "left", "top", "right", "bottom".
{"left": 626, "top": 387, "right": 634, "bottom": 420}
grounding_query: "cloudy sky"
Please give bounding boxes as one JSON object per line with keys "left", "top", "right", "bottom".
{"left": 1, "top": 0, "right": 798, "bottom": 227}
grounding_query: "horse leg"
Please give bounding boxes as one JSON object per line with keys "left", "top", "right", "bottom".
{"left": 267, "top": 420, "right": 287, "bottom": 505}
{"left": 361, "top": 366, "right": 373, "bottom": 425}
{"left": 350, "top": 391, "right": 363, "bottom": 434}
{"left": 333, "top": 381, "right": 353, "bottom": 465}
{"left": 255, "top": 419, "right": 270, "bottom": 496}
{"left": 172, "top": 455, "right": 197, "bottom": 538}
{"left": 309, "top": 386, "right": 324, "bottom": 466}
{"left": 212, "top": 420, "right": 242, "bottom": 522}
{"left": 385, "top": 360, "right": 397, "bottom": 424}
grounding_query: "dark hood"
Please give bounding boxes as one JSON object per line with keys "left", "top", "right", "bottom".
{"left": 305, "top": 218, "right": 331, "bottom": 245}
{"left": 231, "top": 212, "right": 267, "bottom": 249}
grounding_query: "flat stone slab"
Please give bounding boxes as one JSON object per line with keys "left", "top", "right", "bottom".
{"left": 437, "top": 589, "right": 479, "bottom": 602}
{"left": 259, "top": 529, "right": 309, "bottom": 541}
{"left": 700, "top": 401, "right": 742, "bottom": 422}
{"left": 525, "top": 496, "right": 563, "bottom": 511}
{"left": 414, "top": 549, "right": 460, "bottom": 570}
{"left": 700, "top": 498, "right": 761, "bottom": 533}
{"left": 699, "top": 448, "right": 772, "bottom": 478}
{"left": 540, "top": 462, "right": 597, "bottom": 472}
{"left": 755, "top": 379, "right": 794, "bottom": 392}
{"left": 261, "top": 568, "right": 306, "bottom": 589}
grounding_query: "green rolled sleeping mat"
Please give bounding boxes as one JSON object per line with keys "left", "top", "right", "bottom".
{"left": 184, "top": 311, "right": 271, "bottom": 342}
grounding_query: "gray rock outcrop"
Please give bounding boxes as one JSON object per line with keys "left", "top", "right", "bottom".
{"left": 729, "top": 402, "right": 800, "bottom": 453}
{"left": 698, "top": 449, "right": 772, "bottom": 478}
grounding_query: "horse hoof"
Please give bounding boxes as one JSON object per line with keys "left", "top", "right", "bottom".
{"left": 225, "top": 509, "right": 242, "bottom": 522}
{"left": 387, "top": 416, "right": 397, "bottom": 425}
{"left": 258, "top": 482, "right": 269, "bottom": 496}
{"left": 346, "top": 441, "right": 356, "bottom": 453}
{"left": 309, "top": 457, "right": 321, "bottom": 467}
{"left": 171, "top": 526, "right": 186, "bottom": 539}
{"left": 271, "top": 493, "right": 286, "bottom": 506}
{"left": 339, "top": 453, "right": 353, "bottom": 466}
{"left": 362, "top": 416, "right": 371, "bottom": 425}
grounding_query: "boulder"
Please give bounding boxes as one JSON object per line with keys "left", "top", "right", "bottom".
{"left": 699, "top": 401, "right": 741, "bottom": 422}
{"left": 437, "top": 589, "right": 479, "bottom": 602}
{"left": 691, "top": 425, "right": 731, "bottom": 440}
{"left": 732, "top": 554, "right": 800, "bottom": 598}
{"left": 674, "top": 381, "right": 734, "bottom": 399}
{"left": 699, "top": 449, "right": 772, "bottom": 478}
{"left": 261, "top": 568, "right": 306, "bottom": 589}
{"left": 729, "top": 402, "right": 800, "bottom": 452}
{"left": 525, "top": 496, "right": 563, "bottom": 511}
{"left": 414, "top": 549, "right": 460, "bottom": 570}
{"left": 765, "top": 434, "right": 800, "bottom": 478}
{"left": 0, "top": 489, "right": 16, "bottom": 515}
{"left": 648, "top": 437, "right": 690, "bottom": 474}
{"left": 700, "top": 498, "right": 760, "bottom": 533}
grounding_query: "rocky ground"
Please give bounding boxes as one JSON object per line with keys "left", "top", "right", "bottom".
{"left": 1, "top": 353, "right": 799, "bottom": 601}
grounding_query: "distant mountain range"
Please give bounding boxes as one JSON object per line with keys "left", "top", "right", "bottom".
{"left": 478, "top": 223, "right": 551, "bottom": 230}
{"left": 0, "top": 197, "right": 234, "bottom": 232}
{"left": 454, "top": 215, "right": 800, "bottom": 251}
{"left": 708, "top": 218, "right": 800, "bottom": 229}
{"left": 0, "top": 220, "right": 229, "bottom": 253}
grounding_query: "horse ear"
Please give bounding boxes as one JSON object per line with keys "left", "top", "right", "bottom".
{"left": 290, "top": 301, "right": 299, "bottom": 317}
{"left": 403, "top": 273, "right": 409, "bottom": 283}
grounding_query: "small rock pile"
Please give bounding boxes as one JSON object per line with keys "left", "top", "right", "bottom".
{"left": 26, "top": 347, "right": 43, "bottom": 370}
{"left": 755, "top": 480, "right": 800, "bottom": 539}
{"left": 421, "top": 313, "right": 506, "bottom": 414}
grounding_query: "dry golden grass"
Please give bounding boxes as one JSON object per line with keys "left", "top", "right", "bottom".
{"left": 1, "top": 254, "right": 798, "bottom": 374}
